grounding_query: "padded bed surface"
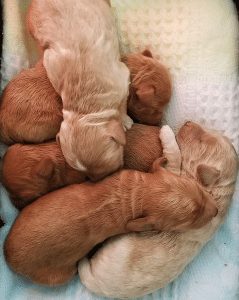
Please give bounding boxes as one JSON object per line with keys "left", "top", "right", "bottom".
{"left": 0, "top": 0, "right": 239, "bottom": 299}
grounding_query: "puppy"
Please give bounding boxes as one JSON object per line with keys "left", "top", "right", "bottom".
{"left": 124, "top": 49, "right": 172, "bottom": 125}
{"left": 78, "top": 123, "right": 238, "bottom": 299}
{"left": 0, "top": 61, "right": 62, "bottom": 145}
{"left": 4, "top": 131, "right": 217, "bottom": 286}
{"left": 27, "top": 0, "right": 132, "bottom": 180}
{"left": 1, "top": 124, "right": 162, "bottom": 209}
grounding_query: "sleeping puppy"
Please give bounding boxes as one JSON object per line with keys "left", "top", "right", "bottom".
{"left": 1, "top": 124, "right": 162, "bottom": 209}
{"left": 78, "top": 122, "right": 238, "bottom": 299}
{"left": 27, "top": 0, "right": 132, "bottom": 180}
{"left": 4, "top": 128, "right": 217, "bottom": 286}
{"left": 0, "top": 61, "right": 62, "bottom": 144}
{"left": 0, "top": 49, "right": 164, "bottom": 146}
{"left": 124, "top": 49, "right": 172, "bottom": 125}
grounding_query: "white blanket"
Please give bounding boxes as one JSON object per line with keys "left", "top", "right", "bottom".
{"left": 0, "top": 0, "right": 239, "bottom": 299}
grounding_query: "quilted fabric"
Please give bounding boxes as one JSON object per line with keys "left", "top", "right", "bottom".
{"left": 112, "top": 0, "right": 239, "bottom": 152}
{"left": 0, "top": 0, "right": 239, "bottom": 299}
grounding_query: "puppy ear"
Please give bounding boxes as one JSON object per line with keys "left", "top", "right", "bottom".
{"left": 150, "top": 157, "right": 167, "bottom": 173}
{"left": 136, "top": 85, "right": 155, "bottom": 106}
{"left": 107, "top": 120, "right": 126, "bottom": 146}
{"left": 142, "top": 49, "right": 153, "bottom": 58}
{"left": 33, "top": 158, "right": 55, "bottom": 180}
{"left": 126, "top": 216, "right": 156, "bottom": 232}
{"left": 197, "top": 164, "right": 220, "bottom": 186}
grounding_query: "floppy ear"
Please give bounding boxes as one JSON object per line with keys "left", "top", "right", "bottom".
{"left": 126, "top": 216, "right": 156, "bottom": 232}
{"left": 142, "top": 49, "right": 153, "bottom": 58}
{"left": 33, "top": 158, "right": 55, "bottom": 180}
{"left": 136, "top": 84, "right": 155, "bottom": 105}
{"left": 107, "top": 120, "right": 126, "bottom": 146}
{"left": 197, "top": 164, "right": 220, "bottom": 186}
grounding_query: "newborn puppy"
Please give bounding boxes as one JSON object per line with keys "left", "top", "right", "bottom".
{"left": 0, "top": 61, "right": 62, "bottom": 145}
{"left": 4, "top": 133, "right": 217, "bottom": 286}
{"left": 78, "top": 123, "right": 238, "bottom": 299}
{"left": 1, "top": 142, "right": 85, "bottom": 209}
{"left": 1, "top": 124, "right": 162, "bottom": 209}
{"left": 124, "top": 50, "right": 171, "bottom": 125}
{"left": 28, "top": 0, "right": 132, "bottom": 180}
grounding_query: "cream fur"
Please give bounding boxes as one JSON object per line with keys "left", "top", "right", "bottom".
{"left": 28, "top": 0, "right": 131, "bottom": 178}
{"left": 78, "top": 123, "right": 238, "bottom": 299}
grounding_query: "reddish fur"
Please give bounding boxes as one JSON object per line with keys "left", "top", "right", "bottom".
{"left": 0, "top": 50, "right": 169, "bottom": 145}
{"left": 1, "top": 124, "right": 162, "bottom": 209}
{"left": 124, "top": 50, "right": 172, "bottom": 125}
{"left": 4, "top": 158, "right": 217, "bottom": 286}
{"left": 0, "top": 61, "right": 62, "bottom": 145}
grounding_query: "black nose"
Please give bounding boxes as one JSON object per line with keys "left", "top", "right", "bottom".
{"left": 88, "top": 174, "right": 105, "bottom": 182}
{"left": 214, "top": 207, "right": 218, "bottom": 217}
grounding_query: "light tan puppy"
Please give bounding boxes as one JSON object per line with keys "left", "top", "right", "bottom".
{"left": 0, "top": 61, "right": 62, "bottom": 144}
{"left": 4, "top": 127, "right": 218, "bottom": 286}
{"left": 78, "top": 122, "right": 238, "bottom": 299}
{"left": 27, "top": 0, "right": 132, "bottom": 180}
{"left": 1, "top": 124, "right": 162, "bottom": 209}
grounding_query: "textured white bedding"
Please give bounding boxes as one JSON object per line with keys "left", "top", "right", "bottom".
{"left": 0, "top": 0, "right": 239, "bottom": 299}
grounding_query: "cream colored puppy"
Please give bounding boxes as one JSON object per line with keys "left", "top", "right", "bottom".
{"left": 78, "top": 122, "right": 238, "bottom": 299}
{"left": 28, "top": 0, "right": 132, "bottom": 180}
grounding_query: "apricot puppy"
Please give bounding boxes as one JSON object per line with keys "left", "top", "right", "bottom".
{"left": 0, "top": 61, "right": 62, "bottom": 145}
{"left": 28, "top": 0, "right": 132, "bottom": 180}
{"left": 1, "top": 124, "right": 162, "bottom": 209}
{"left": 4, "top": 133, "right": 217, "bottom": 286}
{"left": 124, "top": 49, "right": 172, "bottom": 125}
{"left": 78, "top": 123, "right": 238, "bottom": 299}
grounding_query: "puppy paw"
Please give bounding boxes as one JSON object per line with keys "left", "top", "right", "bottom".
{"left": 159, "top": 125, "right": 175, "bottom": 146}
{"left": 159, "top": 125, "right": 181, "bottom": 175}
{"left": 123, "top": 115, "right": 133, "bottom": 131}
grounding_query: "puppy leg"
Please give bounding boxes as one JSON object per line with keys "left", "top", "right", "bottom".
{"left": 122, "top": 114, "right": 133, "bottom": 131}
{"left": 159, "top": 125, "right": 181, "bottom": 175}
{"left": 150, "top": 157, "right": 167, "bottom": 173}
{"left": 119, "top": 99, "right": 133, "bottom": 131}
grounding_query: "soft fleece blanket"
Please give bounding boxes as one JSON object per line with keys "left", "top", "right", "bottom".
{"left": 0, "top": 0, "right": 239, "bottom": 299}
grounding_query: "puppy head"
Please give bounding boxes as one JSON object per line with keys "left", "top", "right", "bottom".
{"left": 2, "top": 145, "right": 55, "bottom": 208}
{"left": 177, "top": 121, "right": 238, "bottom": 186}
{"left": 1, "top": 143, "right": 84, "bottom": 209}
{"left": 159, "top": 175, "right": 218, "bottom": 232}
{"left": 124, "top": 50, "right": 172, "bottom": 125}
{"left": 58, "top": 111, "right": 126, "bottom": 181}
{"left": 127, "top": 168, "right": 218, "bottom": 233}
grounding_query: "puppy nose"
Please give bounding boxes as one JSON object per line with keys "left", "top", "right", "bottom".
{"left": 213, "top": 207, "right": 218, "bottom": 217}
{"left": 88, "top": 173, "right": 105, "bottom": 182}
{"left": 207, "top": 203, "right": 218, "bottom": 219}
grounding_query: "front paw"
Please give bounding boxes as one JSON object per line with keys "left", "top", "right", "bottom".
{"left": 123, "top": 115, "right": 133, "bottom": 131}
{"left": 159, "top": 125, "right": 176, "bottom": 146}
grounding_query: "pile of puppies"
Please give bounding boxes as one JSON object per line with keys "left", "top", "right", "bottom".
{"left": 0, "top": 0, "right": 237, "bottom": 298}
